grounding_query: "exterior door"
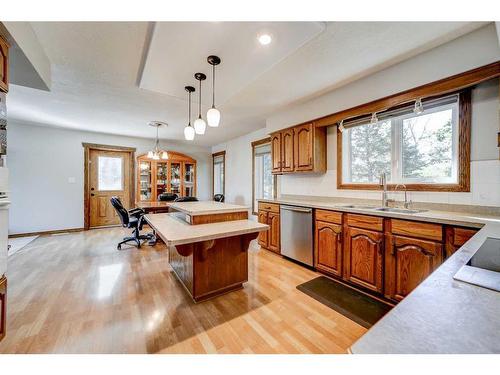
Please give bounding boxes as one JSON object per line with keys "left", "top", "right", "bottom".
{"left": 294, "top": 123, "right": 313, "bottom": 171}
{"left": 281, "top": 129, "right": 294, "bottom": 173}
{"left": 89, "top": 149, "right": 132, "bottom": 228}
{"left": 271, "top": 132, "right": 282, "bottom": 173}
{"left": 344, "top": 226, "right": 384, "bottom": 293}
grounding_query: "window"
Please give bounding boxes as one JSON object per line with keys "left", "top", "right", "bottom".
{"left": 98, "top": 156, "right": 123, "bottom": 191}
{"left": 212, "top": 151, "right": 225, "bottom": 196}
{"left": 339, "top": 92, "right": 470, "bottom": 191}
{"left": 252, "top": 139, "right": 277, "bottom": 214}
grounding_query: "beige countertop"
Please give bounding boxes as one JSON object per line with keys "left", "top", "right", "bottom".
{"left": 258, "top": 196, "right": 500, "bottom": 353}
{"left": 170, "top": 201, "right": 250, "bottom": 216}
{"left": 145, "top": 212, "right": 268, "bottom": 246}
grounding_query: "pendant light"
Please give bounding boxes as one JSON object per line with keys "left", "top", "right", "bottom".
{"left": 184, "top": 86, "right": 195, "bottom": 141}
{"left": 207, "top": 55, "right": 221, "bottom": 127}
{"left": 194, "top": 73, "right": 207, "bottom": 135}
{"left": 148, "top": 122, "right": 169, "bottom": 160}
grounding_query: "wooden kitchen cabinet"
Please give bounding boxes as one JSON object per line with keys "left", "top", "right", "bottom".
{"left": 385, "top": 234, "right": 443, "bottom": 301}
{"left": 444, "top": 226, "right": 478, "bottom": 258}
{"left": 257, "top": 202, "right": 280, "bottom": 254}
{"left": 281, "top": 128, "right": 294, "bottom": 173}
{"left": 271, "top": 133, "right": 282, "bottom": 173}
{"left": 271, "top": 122, "right": 326, "bottom": 175}
{"left": 315, "top": 221, "right": 343, "bottom": 277}
{"left": 344, "top": 226, "right": 384, "bottom": 293}
{"left": 0, "top": 36, "right": 8, "bottom": 93}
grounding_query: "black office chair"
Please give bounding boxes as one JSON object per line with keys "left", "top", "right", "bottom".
{"left": 214, "top": 194, "right": 224, "bottom": 202}
{"left": 158, "top": 192, "right": 178, "bottom": 201}
{"left": 110, "top": 196, "right": 154, "bottom": 250}
{"left": 174, "top": 196, "right": 199, "bottom": 202}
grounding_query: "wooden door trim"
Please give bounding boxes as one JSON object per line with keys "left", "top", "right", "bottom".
{"left": 212, "top": 150, "right": 226, "bottom": 197}
{"left": 83, "top": 143, "right": 136, "bottom": 230}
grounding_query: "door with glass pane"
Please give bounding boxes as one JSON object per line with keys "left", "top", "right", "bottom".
{"left": 156, "top": 162, "right": 168, "bottom": 198}
{"left": 139, "top": 160, "right": 152, "bottom": 201}
{"left": 89, "top": 149, "right": 132, "bottom": 227}
{"left": 169, "top": 161, "right": 181, "bottom": 196}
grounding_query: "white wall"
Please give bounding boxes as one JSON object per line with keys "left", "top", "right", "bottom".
{"left": 7, "top": 121, "right": 212, "bottom": 234}
{"left": 212, "top": 127, "right": 269, "bottom": 210}
{"left": 219, "top": 24, "right": 500, "bottom": 209}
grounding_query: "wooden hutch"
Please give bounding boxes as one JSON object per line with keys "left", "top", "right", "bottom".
{"left": 136, "top": 151, "right": 197, "bottom": 202}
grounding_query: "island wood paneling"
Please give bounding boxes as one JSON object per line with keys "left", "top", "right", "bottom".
{"left": 188, "top": 211, "right": 248, "bottom": 225}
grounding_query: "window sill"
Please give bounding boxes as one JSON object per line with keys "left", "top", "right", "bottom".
{"left": 337, "top": 183, "right": 470, "bottom": 193}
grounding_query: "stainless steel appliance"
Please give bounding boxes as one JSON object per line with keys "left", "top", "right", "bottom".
{"left": 280, "top": 205, "right": 313, "bottom": 266}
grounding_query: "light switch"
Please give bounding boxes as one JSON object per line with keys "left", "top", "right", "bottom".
{"left": 68, "top": 177, "right": 76, "bottom": 184}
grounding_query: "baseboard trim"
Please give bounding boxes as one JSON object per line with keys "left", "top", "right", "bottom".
{"left": 8, "top": 227, "right": 85, "bottom": 238}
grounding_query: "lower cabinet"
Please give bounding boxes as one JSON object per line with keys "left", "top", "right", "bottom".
{"left": 257, "top": 203, "right": 280, "bottom": 254}
{"left": 445, "top": 226, "right": 478, "bottom": 258}
{"left": 385, "top": 234, "right": 443, "bottom": 301}
{"left": 0, "top": 276, "right": 6, "bottom": 342}
{"left": 315, "top": 221, "right": 343, "bottom": 277}
{"left": 344, "top": 226, "right": 384, "bottom": 294}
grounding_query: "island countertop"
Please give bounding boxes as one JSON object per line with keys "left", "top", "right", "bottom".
{"left": 145, "top": 212, "right": 268, "bottom": 246}
{"left": 258, "top": 196, "right": 500, "bottom": 353}
{"left": 169, "top": 201, "right": 249, "bottom": 216}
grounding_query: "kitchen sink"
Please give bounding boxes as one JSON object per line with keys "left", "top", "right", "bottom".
{"left": 375, "top": 207, "right": 427, "bottom": 214}
{"left": 340, "top": 205, "right": 379, "bottom": 209}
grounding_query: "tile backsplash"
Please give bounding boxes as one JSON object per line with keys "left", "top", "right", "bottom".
{"left": 279, "top": 160, "right": 500, "bottom": 207}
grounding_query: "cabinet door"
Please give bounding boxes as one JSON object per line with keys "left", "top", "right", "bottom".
{"left": 444, "top": 227, "right": 477, "bottom": 258}
{"left": 315, "top": 221, "right": 342, "bottom": 277}
{"left": 281, "top": 128, "right": 294, "bottom": 173}
{"left": 386, "top": 235, "right": 443, "bottom": 301}
{"left": 344, "top": 227, "right": 384, "bottom": 293}
{"left": 293, "top": 123, "right": 313, "bottom": 171}
{"left": 257, "top": 211, "right": 268, "bottom": 248}
{"left": 268, "top": 212, "right": 280, "bottom": 253}
{"left": 0, "top": 37, "right": 8, "bottom": 93}
{"left": 271, "top": 133, "right": 282, "bottom": 173}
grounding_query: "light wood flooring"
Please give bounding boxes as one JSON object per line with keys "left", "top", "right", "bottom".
{"left": 0, "top": 227, "right": 366, "bottom": 353}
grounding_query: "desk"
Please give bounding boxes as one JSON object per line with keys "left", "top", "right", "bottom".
{"left": 136, "top": 201, "right": 173, "bottom": 214}
{"left": 145, "top": 202, "right": 268, "bottom": 302}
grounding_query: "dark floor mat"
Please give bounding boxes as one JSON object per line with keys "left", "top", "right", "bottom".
{"left": 296, "top": 276, "right": 392, "bottom": 328}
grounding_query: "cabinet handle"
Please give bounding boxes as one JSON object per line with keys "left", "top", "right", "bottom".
{"left": 391, "top": 242, "right": 396, "bottom": 256}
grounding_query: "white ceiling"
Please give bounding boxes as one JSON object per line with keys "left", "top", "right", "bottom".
{"left": 6, "top": 21, "right": 488, "bottom": 147}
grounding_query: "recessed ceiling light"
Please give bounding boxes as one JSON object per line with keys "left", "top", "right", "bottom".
{"left": 258, "top": 34, "right": 272, "bottom": 46}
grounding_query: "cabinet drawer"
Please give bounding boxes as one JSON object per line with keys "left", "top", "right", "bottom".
{"left": 346, "top": 214, "right": 383, "bottom": 232}
{"left": 315, "top": 209, "right": 342, "bottom": 224}
{"left": 258, "top": 202, "right": 279, "bottom": 213}
{"left": 391, "top": 219, "right": 442, "bottom": 242}
{"left": 453, "top": 227, "right": 477, "bottom": 247}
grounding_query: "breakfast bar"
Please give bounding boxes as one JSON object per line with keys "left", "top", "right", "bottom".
{"left": 145, "top": 201, "right": 268, "bottom": 302}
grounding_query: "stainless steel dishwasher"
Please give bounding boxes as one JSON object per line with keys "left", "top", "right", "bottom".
{"left": 280, "top": 205, "right": 313, "bottom": 266}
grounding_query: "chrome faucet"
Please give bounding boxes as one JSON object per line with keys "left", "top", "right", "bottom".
{"left": 379, "top": 173, "right": 393, "bottom": 207}
{"left": 395, "top": 184, "right": 412, "bottom": 209}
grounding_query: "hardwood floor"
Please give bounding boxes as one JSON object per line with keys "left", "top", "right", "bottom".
{"left": 0, "top": 227, "right": 366, "bottom": 354}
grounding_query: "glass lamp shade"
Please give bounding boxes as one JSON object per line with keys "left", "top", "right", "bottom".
{"left": 207, "top": 107, "right": 220, "bottom": 127}
{"left": 161, "top": 151, "right": 169, "bottom": 159}
{"left": 152, "top": 152, "right": 160, "bottom": 160}
{"left": 194, "top": 117, "right": 206, "bottom": 135}
{"left": 184, "top": 125, "right": 195, "bottom": 141}
{"left": 147, "top": 150, "right": 154, "bottom": 158}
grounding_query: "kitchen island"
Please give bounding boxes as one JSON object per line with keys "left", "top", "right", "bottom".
{"left": 145, "top": 201, "right": 268, "bottom": 302}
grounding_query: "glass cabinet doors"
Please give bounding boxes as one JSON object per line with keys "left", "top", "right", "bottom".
{"left": 136, "top": 152, "right": 196, "bottom": 202}
{"left": 139, "top": 160, "right": 152, "bottom": 201}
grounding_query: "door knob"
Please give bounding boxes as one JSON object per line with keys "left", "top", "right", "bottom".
{"left": 91, "top": 187, "right": 95, "bottom": 191}
{"left": 91, "top": 193, "right": 95, "bottom": 197}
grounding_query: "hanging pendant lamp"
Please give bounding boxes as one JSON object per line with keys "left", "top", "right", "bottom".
{"left": 194, "top": 73, "right": 207, "bottom": 135}
{"left": 184, "top": 86, "right": 196, "bottom": 141}
{"left": 207, "top": 55, "right": 221, "bottom": 127}
{"left": 148, "top": 122, "right": 169, "bottom": 159}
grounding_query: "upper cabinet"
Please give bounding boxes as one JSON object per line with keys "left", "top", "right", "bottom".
{"left": 0, "top": 36, "right": 8, "bottom": 93}
{"left": 270, "top": 122, "right": 326, "bottom": 175}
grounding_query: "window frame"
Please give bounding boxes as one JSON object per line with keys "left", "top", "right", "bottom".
{"left": 252, "top": 137, "right": 278, "bottom": 215}
{"left": 212, "top": 150, "right": 226, "bottom": 197}
{"left": 337, "top": 90, "right": 471, "bottom": 192}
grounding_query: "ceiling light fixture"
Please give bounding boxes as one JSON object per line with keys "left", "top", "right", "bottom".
{"left": 184, "top": 86, "right": 195, "bottom": 141}
{"left": 370, "top": 112, "right": 378, "bottom": 124}
{"left": 414, "top": 98, "right": 424, "bottom": 115}
{"left": 258, "top": 34, "right": 272, "bottom": 45}
{"left": 194, "top": 73, "right": 207, "bottom": 135}
{"left": 207, "top": 55, "right": 221, "bottom": 128}
{"left": 148, "top": 121, "right": 169, "bottom": 160}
